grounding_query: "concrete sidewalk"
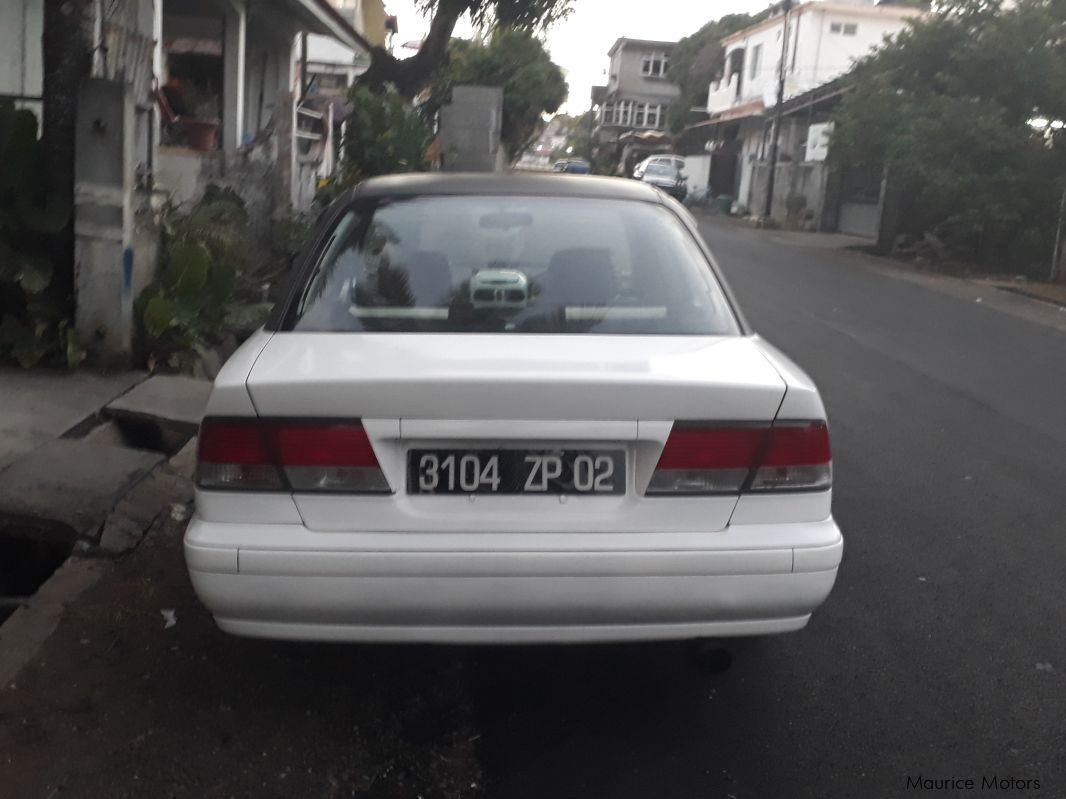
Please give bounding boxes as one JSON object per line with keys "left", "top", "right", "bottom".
{"left": 0, "top": 370, "right": 211, "bottom": 541}
{"left": 0, "top": 368, "right": 143, "bottom": 470}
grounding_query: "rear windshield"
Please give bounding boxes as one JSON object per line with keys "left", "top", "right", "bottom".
{"left": 291, "top": 196, "right": 739, "bottom": 335}
{"left": 645, "top": 164, "right": 677, "bottom": 177}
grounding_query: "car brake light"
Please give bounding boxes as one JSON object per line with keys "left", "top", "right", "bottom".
{"left": 274, "top": 423, "right": 391, "bottom": 493}
{"left": 749, "top": 421, "right": 832, "bottom": 491}
{"left": 647, "top": 421, "right": 830, "bottom": 495}
{"left": 197, "top": 421, "right": 283, "bottom": 491}
{"left": 647, "top": 426, "right": 766, "bottom": 494}
{"left": 197, "top": 419, "right": 391, "bottom": 493}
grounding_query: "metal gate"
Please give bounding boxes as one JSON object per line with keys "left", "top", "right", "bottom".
{"left": 837, "top": 166, "right": 882, "bottom": 239}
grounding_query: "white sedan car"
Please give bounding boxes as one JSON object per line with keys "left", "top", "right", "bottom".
{"left": 185, "top": 174, "right": 842, "bottom": 644}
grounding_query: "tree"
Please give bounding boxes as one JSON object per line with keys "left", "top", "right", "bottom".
{"left": 338, "top": 85, "right": 433, "bottom": 184}
{"left": 549, "top": 111, "right": 595, "bottom": 160}
{"left": 832, "top": 0, "right": 1066, "bottom": 272}
{"left": 428, "top": 29, "right": 568, "bottom": 160}
{"left": 358, "top": 0, "right": 573, "bottom": 100}
{"left": 666, "top": 11, "right": 770, "bottom": 133}
{"left": 41, "top": 0, "right": 92, "bottom": 315}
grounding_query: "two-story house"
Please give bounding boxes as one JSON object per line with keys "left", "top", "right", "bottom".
{"left": 702, "top": 0, "right": 922, "bottom": 231}
{"left": 594, "top": 38, "right": 680, "bottom": 172}
{"left": 306, "top": 0, "right": 395, "bottom": 99}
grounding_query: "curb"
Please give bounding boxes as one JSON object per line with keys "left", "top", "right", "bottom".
{"left": 0, "top": 440, "right": 196, "bottom": 689}
{"left": 989, "top": 284, "right": 1066, "bottom": 311}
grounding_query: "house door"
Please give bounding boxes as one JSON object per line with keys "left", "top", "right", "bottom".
{"left": 709, "top": 139, "right": 741, "bottom": 198}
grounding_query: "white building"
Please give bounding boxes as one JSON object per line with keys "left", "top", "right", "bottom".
{"left": 305, "top": 0, "right": 393, "bottom": 98}
{"left": 0, "top": 0, "right": 375, "bottom": 362}
{"left": 704, "top": 0, "right": 923, "bottom": 221}
{"left": 593, "top": 38, "right": 681, "bottom": 173}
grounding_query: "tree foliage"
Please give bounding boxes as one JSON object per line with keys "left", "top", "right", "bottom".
{"left": 832, "top": 0, "right": 1066, "bottom": 273}
{"left": 359, "top": 0, "right": 573, "bottom": 100}
{"left": 429, "top": 29, "right": 568, "bottom": 160}
{"left": 549, "top": 111, "right": 595, "bottom": 160}
{"left": 0, "top": 102, "right": 81, "bottom": 369}
{"left": 666, "top": 11, "right": 770, "bottom": 133}
{"left": 339, "top": 85, "right": 433, "bottom": 183}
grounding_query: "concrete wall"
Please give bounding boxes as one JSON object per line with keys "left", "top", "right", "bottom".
{"left": 74, "top": 79, "right": 140, "bottom": 361}
{"left": 711, "top": 3, "right": 920, "bottom": 111}
{"left": 440, "top": 85, "right": 504, "bottom": 172}
{"left": 358, "top": 0, "right": 388, "bottom": 48}
{"left": 796, "top": 5, "right": 919, "bottom": 90}
{"left": 749, "top": 159, "right": 830, "bottom": 228}
{"left": 736, "top": 119, "right": 766, "bottom": 212}
{"left": 0, "top": 0, "right": 43, "bottom": 115}
{"left": 610, "top": 44, "right": 680, "bottom": 103}
{"left": 684, "top": 154, "right": 712, "bottom": 198}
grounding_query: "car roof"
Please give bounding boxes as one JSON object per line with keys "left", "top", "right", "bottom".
{"left": 349, "top": 172, "right": 664, "bottom": 203}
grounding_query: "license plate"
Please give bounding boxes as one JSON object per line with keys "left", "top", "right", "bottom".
{"left": 408, "top": 449, "right": 625, "bottom": 495}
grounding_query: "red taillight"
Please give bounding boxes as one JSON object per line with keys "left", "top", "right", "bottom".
{"left": 197, "top": 419, "right": 391, "bottom": 493}
{"left": 750, "top": 421, "right": 831, "bottom": 491}
{"left": 654, "top": 426, "right": 767, "bottom": 470}
{"left": 197, "top": 421, "right": 272, "bottom": 465}
{"left": 647, "top": 421, "right": 830, "bottom": 495}
{"left": 197, "top": 420, "right": 282, "bottom": 491}
{"left": 273, "top": 423, "right": 379, "bottom": 467}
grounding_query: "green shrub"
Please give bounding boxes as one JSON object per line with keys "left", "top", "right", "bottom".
{"left": 136, "top": 186, "right": 300, "bottom": 372}
{"left": 0, "top": 102, "right": 82, "bottom": 368}
{"left": 340, "top": 85, "right": 431, "bottom": 184}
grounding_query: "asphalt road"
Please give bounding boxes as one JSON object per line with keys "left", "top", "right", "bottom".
{"left": 3, "top": 219, "right": 1064, "bottom": 799}
{"left": 473, "top": 218, "right": 1066, "bottom": 798}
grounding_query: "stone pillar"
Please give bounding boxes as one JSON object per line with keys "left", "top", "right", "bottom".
{"left": 439, "top": 86, "right": 504, "bottom": 172}
{"left": 73, "top": 78, "right": 137, "bottom": 363}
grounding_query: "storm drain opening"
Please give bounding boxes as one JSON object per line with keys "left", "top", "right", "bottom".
{"left": 0, "top": 519, "right": 77, "bottom": 625}
{"left": 65, "top": 417, "right": 195, "bottom": 457}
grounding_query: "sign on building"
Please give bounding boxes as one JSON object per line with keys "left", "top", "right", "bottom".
{"left": 805, "top": 122, "right": 833, "bottom": 162}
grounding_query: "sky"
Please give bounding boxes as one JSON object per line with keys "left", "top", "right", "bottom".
{"left": 383, "top": 0, "right": 770, "bottom": 114}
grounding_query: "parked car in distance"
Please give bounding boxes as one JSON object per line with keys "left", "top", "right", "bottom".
{"left": 640, "top": 162, "right": 687, "bottom": 201}
{"left": 186, "top": 172, "right": 842, "bottom": 645}
{"left": 633, "top": 154, "right": 685, "bottom": 180}
{"left": 553, "top": 158, "right": 592, "bottom": 174}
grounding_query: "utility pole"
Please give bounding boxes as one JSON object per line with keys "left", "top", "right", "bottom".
{"left": 763, "top": 0, "right": 793, "bottom": 220}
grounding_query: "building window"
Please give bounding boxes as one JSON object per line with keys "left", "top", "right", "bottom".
{"left": 843, "top": 23, "right": 858, "bottom": 35}
{"left": 614, "top": 100, "right": 634, "bottom": 126}
{"left": 602, "top": 102, "right": 614, "bottom": 124}
{"left": 634, "top": 103, "right": 646, "bottom": 127}
{"left": 641, "top": 52, "right": 670, "bottom": 78}
{"left": 749, "top": 44, "right": 762, "bottom": 79}
{"left": 831, "top": 21, "right": 858, "bottom": 35}
{"left": 646, "top": 104, "right": 662, "bottom": 129}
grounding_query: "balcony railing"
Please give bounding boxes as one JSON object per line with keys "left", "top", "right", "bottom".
{"left": 707, "top": 73, "right": 740, "bottom": 114}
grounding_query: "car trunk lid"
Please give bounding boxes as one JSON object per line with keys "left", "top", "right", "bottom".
{"left": 244, "top": 333, "right": 786, "bottom": 533}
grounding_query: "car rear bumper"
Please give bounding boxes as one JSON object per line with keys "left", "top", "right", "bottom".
{"left": 184, "top": 518, "right": 842, "bottom": 644}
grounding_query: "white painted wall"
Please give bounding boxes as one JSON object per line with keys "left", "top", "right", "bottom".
{"left": 0, "top": 0, "right": 44, "bottom": 111}
{"left": 708, "top": 2, "right": 921, "bottom": 113}
{"left": 736, "top": 121, "right": 765, "bottom": 211}
{"left": 794, "top": 5, "right": 920, "bottom": 92}
{"left": 684, "top": 154, "right": 711, "bottom": 197}
{"left": 308, "top": 35, "right": 359, "bottom": 65}
{"left": 244, "top": 29, "right": 296, "bottom": 138}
